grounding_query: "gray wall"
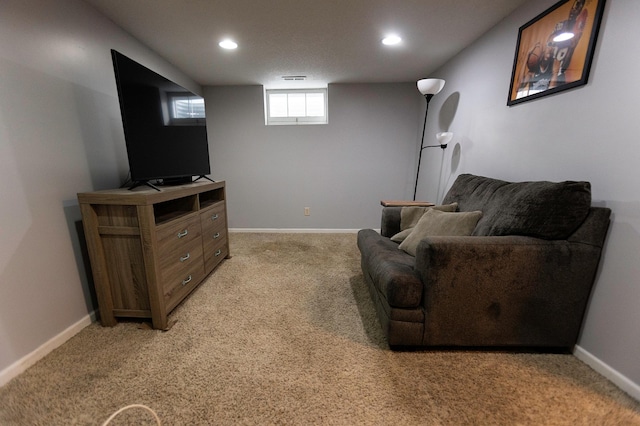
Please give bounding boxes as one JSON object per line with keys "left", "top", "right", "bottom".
{"left": 0, "top": 0, "right": 202, "bottom": 379}
{"left": 204, "top": 84, "right": 421, "bottom": 230}
{"left": 418, "top": 0, "right": 640, "bottom": 392}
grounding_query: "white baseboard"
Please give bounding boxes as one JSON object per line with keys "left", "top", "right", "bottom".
{"left": 230, "top": 228, "right": 361, "bottom": 233}
{"left": 0, "top": 313, "right": 94, "bottom": 388}
{"left": 574, "top": 345, "right": 640, "bottom": 401}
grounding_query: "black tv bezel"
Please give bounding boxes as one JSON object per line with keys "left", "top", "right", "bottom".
{"left": 111, "top": 49, "right": 211, "bottom": 188}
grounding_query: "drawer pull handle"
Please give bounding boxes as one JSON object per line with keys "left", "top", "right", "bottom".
{"left": 177, "top": 229, "right": 188, "bottom": 238}
{"left": 182, "top": 275, "right": 192, "bottom": 286}
{"left": 211, "top": 214, "right": 219, "bottom": 221}
{"left": 215, "top": 249, "right": 222, "bottom": 257}
{"left": 180, "top": 253, "right": 190, "bottom": 262}
{"left": 213, "top": 232, "right": 220, "bottom": 239}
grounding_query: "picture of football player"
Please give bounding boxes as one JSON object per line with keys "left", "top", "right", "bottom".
{"left": 515, "top": 0, "right": 589, "bottom": 98}
{"left": 550, "top": 0, "right": 588, "bottom": 77}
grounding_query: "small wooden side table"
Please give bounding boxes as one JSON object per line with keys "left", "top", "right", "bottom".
{"left": 380, "top": 200, "right": 435, "bottom": 207}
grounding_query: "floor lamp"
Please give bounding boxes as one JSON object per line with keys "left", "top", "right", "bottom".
{"left": 413, "top": 78, "right": 446, "bottom": 201}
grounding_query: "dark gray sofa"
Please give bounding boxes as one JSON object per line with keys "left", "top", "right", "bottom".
{"left": 357, "top": 174, "right": 611, "bottom": 350}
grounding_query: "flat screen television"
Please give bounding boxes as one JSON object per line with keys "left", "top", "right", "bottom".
{"left": 111, "top": 49, "right": 211, "bottom": 190}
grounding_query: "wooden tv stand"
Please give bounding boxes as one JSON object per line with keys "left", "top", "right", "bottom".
{"left": 78, "top": 181, "right": 229, "bottom": 330}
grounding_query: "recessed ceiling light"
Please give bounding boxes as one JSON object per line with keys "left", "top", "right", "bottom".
{"left": 219, "top": 39, "right": 238, "bottom": 50}
{"left": 382, "top": 35, "right": 402, "bottom": 46}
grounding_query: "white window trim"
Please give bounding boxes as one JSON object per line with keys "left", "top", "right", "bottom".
{"left": 265, "top": 88, "right": 328, "bottom": 126}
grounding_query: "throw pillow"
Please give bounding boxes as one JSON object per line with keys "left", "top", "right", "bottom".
{"left": 398, "top": 209, "right": 483, "bottom": 256}
{"left": 391, "top": 202, "right": 458, "bottom": 242}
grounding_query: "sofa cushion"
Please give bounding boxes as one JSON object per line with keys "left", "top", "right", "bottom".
{"left": 442, "top": 174, "right": 591, "bottom": 240}
{"left": 398, "top": 209, "right": 483, "bottom": 256}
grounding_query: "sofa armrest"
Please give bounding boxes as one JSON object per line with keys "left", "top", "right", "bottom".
{"left": 414, "top": 236, "right": 603, "bottom": 347}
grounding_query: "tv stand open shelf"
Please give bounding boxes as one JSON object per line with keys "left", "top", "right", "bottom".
{"left": 78, "top": 181, "right": 229, "bottom": 330}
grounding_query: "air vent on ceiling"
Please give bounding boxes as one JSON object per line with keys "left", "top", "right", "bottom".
{"left": 282, "top": 75, "right": 307, "bottom": 81}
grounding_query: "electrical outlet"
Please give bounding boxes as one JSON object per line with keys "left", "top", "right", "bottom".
{"left": 304, "top": 207, "right": 310, "bottom": 216}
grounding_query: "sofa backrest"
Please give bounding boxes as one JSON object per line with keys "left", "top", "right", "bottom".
{"left": 381, "top": 207, "right": 402, "bottom": 238}
{"left": 442, "top": 174, "right": 593, "bottom": 240}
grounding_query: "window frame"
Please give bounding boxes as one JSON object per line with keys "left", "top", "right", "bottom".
{"left": 265, "top": 88, "right": 328, "bottom": 126}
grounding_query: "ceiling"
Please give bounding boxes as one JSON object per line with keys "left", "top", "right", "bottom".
{"left": 83, "top": 0, "right": 528, "bottom": 88}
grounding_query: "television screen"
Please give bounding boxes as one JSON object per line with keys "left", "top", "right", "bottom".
{"left": 111, "top": 50, "right": 211, "bottom": 187}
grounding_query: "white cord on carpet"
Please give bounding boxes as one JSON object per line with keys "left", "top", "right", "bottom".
{"left": 101, "top": 404, "right": 161, "bottom": 426}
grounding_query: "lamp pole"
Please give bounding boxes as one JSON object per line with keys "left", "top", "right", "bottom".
{"left": 413, "top": 94, "right": 433, "bottom": 201}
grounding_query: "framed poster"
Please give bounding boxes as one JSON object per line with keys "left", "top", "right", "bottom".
{"left": 507, "top": 0, "right": 606, "bottom": 106}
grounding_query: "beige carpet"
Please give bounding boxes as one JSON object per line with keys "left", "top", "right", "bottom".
{"left": 1, "top": 232, "right": 639, "bottom": 425}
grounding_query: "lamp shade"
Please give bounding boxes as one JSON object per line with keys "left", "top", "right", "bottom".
{"left": 436, "top": 132, "right": 453, "bottom": 146}
{"left": 417, "top": 78, "right": 445, "bottom": 96}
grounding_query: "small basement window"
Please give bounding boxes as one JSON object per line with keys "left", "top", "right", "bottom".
{"left": 265, "top": 88, "right": 327, "bottom": 125}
